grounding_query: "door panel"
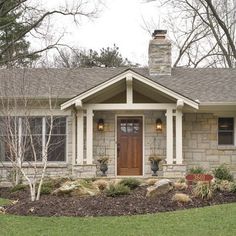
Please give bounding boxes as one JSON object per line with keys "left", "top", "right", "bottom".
{"left": 117, "top": 117, "right": 143, "bottom": 176}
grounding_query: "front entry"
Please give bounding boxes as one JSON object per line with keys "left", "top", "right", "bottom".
{"left": 117, "top": 116, "right": 143, "bottom": 176}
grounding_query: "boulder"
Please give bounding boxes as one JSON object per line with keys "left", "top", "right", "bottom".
{"left": 52, "top": 180, "right": 99, "bottom": 197}
{"left": 146, "top": 179, "right": 173, "bottom": 197}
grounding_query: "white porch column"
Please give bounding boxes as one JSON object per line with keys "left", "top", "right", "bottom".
{"left": 166, "top": 109, "right": 173, "bottom": 164}
{"left": 76, "top": 110, "right": 84, "bottom": 165}
{"left": 176, "top": 110, "right": 183, "bottom": 164}
{"left": 86, "top": 108, "right": 93, "bottom": 164}
{"left": 126, "top": 74, "right": 133, "bottom": 104}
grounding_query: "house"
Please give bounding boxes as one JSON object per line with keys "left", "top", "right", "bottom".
{"left": 0, "top": 29, "right": 236, "bottom": 183}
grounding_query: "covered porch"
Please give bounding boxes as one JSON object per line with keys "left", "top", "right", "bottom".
{"left": 61, "top": 70, "right": 198, "bottom": 177}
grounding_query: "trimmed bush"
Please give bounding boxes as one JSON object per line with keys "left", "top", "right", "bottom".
{"left": 188, "top": 166, "right": 205, "bottom": 174}
{"left": 213, "top": 164, "right": 233, "bottom": 181}
{"left": 105, "top": 183, "right": 130, "bottom": 197}
{"left": 193, "top": 182, "right": 213, "bottom": 199}
{"left": 119, "top": 178, "right": 141, "bottom": 190}
{"left": 10, "top": 184, "right": 27, "bottom": 193}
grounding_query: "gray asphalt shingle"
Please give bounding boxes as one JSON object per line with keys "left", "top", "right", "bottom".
{"left": 0, "top": 67, "right": 236, "bottom": 103}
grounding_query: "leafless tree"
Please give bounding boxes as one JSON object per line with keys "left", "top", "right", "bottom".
{"left": 146, "top": 0, "right": 236, "bottom": 68}
{"left": 0, "top": 0, "right": 103, "bottom": 67}
{"left": 0, "top": 70, "right": 67, "bottom": 201}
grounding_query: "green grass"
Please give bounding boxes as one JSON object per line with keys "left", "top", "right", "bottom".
{"left": 0, "top": 203, "right": 236, "bottom": 236}
{"left": 0, "top": 198, "right": 11, "bottom": 206}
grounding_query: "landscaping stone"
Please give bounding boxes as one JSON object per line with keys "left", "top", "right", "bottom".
{"left": 53, "top": 180, "right": 99, "bottom": 197}
{"left": 146, "top": 179, "right": 173, "bottom": 197}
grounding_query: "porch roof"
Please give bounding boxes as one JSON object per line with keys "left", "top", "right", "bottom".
{"left": 60, "top": 69, "right": 199, "bottom": 110}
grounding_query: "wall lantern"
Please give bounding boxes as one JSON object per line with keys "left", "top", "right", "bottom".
{"left": 156, "top": 118, "right": 163, "bottom": 132}
{"left": 97, "top": 119, "right": 104, "bottom": 131}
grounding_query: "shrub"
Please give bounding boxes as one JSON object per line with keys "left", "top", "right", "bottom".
{"left": 40, "top": 182, "right": 53, "bottom": 195}
{"left": 174, "top": 182, "right": 188, "bottom": 190}
{"left": 215, "top": 165, "right": 233, "bottom": 181}
{"left": 213, "top": 164, "right": 233, "bottom": 181}
{"left": 231, "top": 183, "right": 236, "bottom": 193}
{"left": 105, "top": 183, "right": 130, "bottom": 197}
{"left": 193, "top": 182, "right": 213, "bottom": 199}
{"left": 10, "top": 184, "right": 27, "bottom": 193}
{"left": 93, "top": 180, "right": 109, "bottom": 191}
{"left": 172, "top": 193, "right": 192, "bottom": 203}
{"left": 188, "top": 166, "right": 205, "bottom": 174}
{"left": 119, "top": 178, "right": 141, "bottom": 190}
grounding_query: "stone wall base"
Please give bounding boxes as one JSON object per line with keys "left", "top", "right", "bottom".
{"left": 72, "top": 165, "right": 97, "bottom": 178}
{"left": 162, "top": 164, "right": 187, "bottom": 178}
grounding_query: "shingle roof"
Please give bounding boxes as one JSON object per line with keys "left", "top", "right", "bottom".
{"left": 0, "top": 67, "right": 236, "bottom": 103}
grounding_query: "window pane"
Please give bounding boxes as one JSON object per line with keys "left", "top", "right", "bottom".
{"left": 218, "top": 118, "right": 234, "bottom": 131}
{"left": 218, "top": 132, "right": 234, "bottom": 145}
{"left": 46, "top": 117, "right": 66, "bottom": 135}
{"left": 47, "top": 135, "right": 66, "bottom": 161}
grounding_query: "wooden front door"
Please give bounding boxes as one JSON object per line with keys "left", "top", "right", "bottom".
{"left": 117, "top": 117, "right": 143, "bottom": 176}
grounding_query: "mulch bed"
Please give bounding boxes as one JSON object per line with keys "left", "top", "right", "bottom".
{"left": 1, "top": 186, "right": 236, "bottom": 217}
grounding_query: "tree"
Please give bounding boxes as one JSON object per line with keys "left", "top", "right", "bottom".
{"left": 54, "top": 44, "right": 137, "bottom": 68}
{"left": 0, "top": 70, "right": 67, "bottom": 201}
{"left": 0, "top": 0, "right": 101, "bottom": 67}
{"left": 147, "top": 0, "right": 236, "bottom": 68}
{"left": 0, "top": 0, "right": 39, "bottom": 67}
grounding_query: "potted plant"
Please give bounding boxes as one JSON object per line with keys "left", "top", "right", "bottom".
{"left": 148, "top": 155, "right": 162, "bottom": 176}
{"left": 97, "top": 156, "right": 109, "bottom": 176}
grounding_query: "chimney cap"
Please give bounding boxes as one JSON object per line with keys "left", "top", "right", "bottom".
{"left": 152, "top": 29, "right": 167, "bottom": 38}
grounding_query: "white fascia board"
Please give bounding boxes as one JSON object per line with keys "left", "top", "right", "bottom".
{"left": 130, "top": 71, "right": 199, "bottom": 109}
{"left": 61, "top": 69, "right": 199, "bottom": 110}
{"left": 61, "top": 72, "right": 127, "bottom": 110}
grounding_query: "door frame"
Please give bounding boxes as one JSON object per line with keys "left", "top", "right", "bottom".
{"left": 115, "top": 114, "right": 145, "bottom": 177}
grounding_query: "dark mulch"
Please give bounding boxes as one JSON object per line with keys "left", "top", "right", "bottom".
{"left": 1, "top": 186, "right": 236, "bottom": 217}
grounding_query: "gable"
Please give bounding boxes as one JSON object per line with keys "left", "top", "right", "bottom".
{"left": 61, "top": 69, "right": 199, "bottom": 110}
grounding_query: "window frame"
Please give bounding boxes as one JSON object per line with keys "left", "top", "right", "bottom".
{"left": 218, "top": 117, "right": 235, "bottom": 146}
{"left": 0, "top": 116, "right": 67, "bottom": 163}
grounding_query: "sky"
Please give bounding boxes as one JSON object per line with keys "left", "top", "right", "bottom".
{"left": 38, "top": 0, "right": 166, "bottom": 66}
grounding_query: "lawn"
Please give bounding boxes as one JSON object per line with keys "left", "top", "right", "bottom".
{"left": 0, "top": 203, "right": 236, "bottom": 236}
{"left": 0, "top": 198, "right": 11, "bottom": 206}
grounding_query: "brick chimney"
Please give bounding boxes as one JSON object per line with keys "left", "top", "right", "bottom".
{"left": 148, "top": 30, "right": 171, "bottom": 76}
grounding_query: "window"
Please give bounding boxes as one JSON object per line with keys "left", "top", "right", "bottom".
{"left": 46, "top": 117, "right": 66, "bottom": 162}
{"left": 218, "top": 118, "right": 234, "bottom": 145}
{"left": 0, "top": 116, "right": 66, "bottom": 162}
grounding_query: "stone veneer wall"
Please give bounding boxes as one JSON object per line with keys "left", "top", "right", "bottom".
{"left": 183, "top": 113, "right": 236, "bottom": 178}
{"left": 93, "top": 110, "right": 166, "bottom": 177}
{"left": 0, "top": 115, "right": 74, "bottom": 186}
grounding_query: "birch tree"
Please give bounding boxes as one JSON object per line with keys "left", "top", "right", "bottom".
{"left": 0, "top": 70, "right": 67, "bottom": 201}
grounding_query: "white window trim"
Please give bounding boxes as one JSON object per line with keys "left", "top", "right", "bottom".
{"left": 0, "top": 116, "right": 68, "bottom": 164}
{"left": 218, "top": 116, "right": 235, "bottom": 146}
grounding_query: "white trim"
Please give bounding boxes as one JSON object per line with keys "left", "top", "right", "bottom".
{"left": 61, "top": 70, "right": 199, "bottom": 110}
{"left": 86, "top": 109, "right": 93, "bottom": 164}
{"left": 42, "top": 117, "right": 46, "bottom": 157}
{"left": 126, "top": 74, "right": 133, "bottom": 104}
{"left": 77, "top": 110, "right": 84, "bottom": 164}
{"left": 84, "top": 103, "right": 176, "bottom": 111}
{"left": 115, "top": 114, "right": 145, "bottom": 177}
{"left": 166, "top": 109, "right": 173, "bottom": 164}
{"left": 176, "top": 109, "right": 183, "bottom": 164}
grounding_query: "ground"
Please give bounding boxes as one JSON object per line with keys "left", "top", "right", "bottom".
{"left": 1, "top": 184, "right": 236, "bottom": 217}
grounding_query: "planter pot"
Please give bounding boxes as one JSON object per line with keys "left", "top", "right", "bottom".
{"left": 100, "top": 163, "right": 108, "bottom": 176}
{"left": 151, "top": 161, "right": 159, "bottom": 176}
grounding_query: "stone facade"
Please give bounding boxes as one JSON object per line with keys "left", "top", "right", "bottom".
{"left": 183, "top": 113, "right": 236, "bottom": 178}
{"left": 1, "top": 111, "right": 236, "bottom": 186}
